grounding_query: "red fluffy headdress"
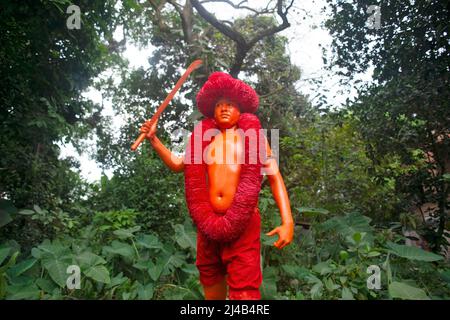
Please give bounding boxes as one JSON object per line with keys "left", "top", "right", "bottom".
{"left": 184, "top": 72, "right": 264, "bottom": 242}
{"left": 196, "top": 72, "right": 259, "bottom": 117}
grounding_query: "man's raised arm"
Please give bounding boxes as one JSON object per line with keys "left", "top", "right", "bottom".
{"left": 140, "top": 120, "right": 185, "bottom": 173}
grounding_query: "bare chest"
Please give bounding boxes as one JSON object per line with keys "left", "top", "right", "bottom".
{"left": 205, "top": 130, "right": 244, "bottom": 166}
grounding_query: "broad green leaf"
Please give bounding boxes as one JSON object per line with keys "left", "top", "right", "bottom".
{"left": 160, "top": 252, "right": 185, "bottom": 275}
{"left": 7, "top": 258, "right": 37, "bottom": 277}
{"left": 102, "top": 240, "right": 135, "bottom": 259}
{"left": 173, "top": 224, "right": 196, "bottom": 250}
{"left": 320, "top": 212, "right": 373, "bottom": 239}
{"left": 148, "top": 261, "right": 163, "bottom": 281}
{"left": 367, "top": 251, "right": 381, "bottom": 257}
{"left": 84, "top": 265, "right": 110, "bottom": 284}
{"left": 31, "top": 247, "right": 43, "bottom": 259}
{"left": 33, "top": 240, "right": 72, "bottom": 287}
{"left": 76, "top": 252, "right": 106, "bottom": 269}
{"left": 181, "top": 264, "right": 198, "bottom": 275}
{"left": 281, "top": 265, "right": 312, "bottom": 280}
{"left": 18, "top": 209, "right": 35, "bottom": 216}
{"left": 312, "top": 261, "right": 332, "bottom": 275}
{"left": 36, "top": 278, "right": 57, "bottom": 293}
{"left": 0, "top": 251, "right": 19, "bottom": 274}
{"left": 0, "top": 247, "right": 11, "bottom": 266}
{"left": 310, "top": 282, "right": 324, "bottom": 299}
{"left": 8, "top": 275, "right": 34, "bottom": 286}
{"left": 34, "top": 240, "right": 68, "bottom": 258}
{"left": 41, "top": 255, "right": 72, "bottom": 288}
{"left": 388, "top": 281, "right": 429, "bottom": 300}
{"left": 324, "top": 277, "right": 339, "bottom": 291}
{"left": 45, "top": 288, "right": 64, "bottom": 300}
{"left": 183, "top": 276, "right": 203, "bottom": 299}
{"left": 33, "top": 205, "right": 43, "bottom": 214}
{"left": 122, "top": 292, "right": 131, "bottom": 300}
{"left": 133, "top": 259, "right": 152, "bottom": 271}
{"left": 162, "top": 286, "right": 188, "bottom": 300}
{"left": 6, "top": 283, "right": 40, "bottom": 300}
{"left": 281, "top": 265, "right": 298, "bottom": 278}
{"left": 341, "top": 287, "right": 354, "bottom": 300}
{"left": 113, "top": 226, "right": 141, "bottom": 239}
{"left": 298, "top": 207, "right": 329, "bottom": 217}
{"left": 386, "top": 242, "right": 444, "bottom": 262}
{"left": 137, "top": 282, "right": 154, "bottom": 300}
{"left": 106, "top": 272, "right": 128, "bottom": 289}
{"left": 136, "top": 234, "right": 163, "bottom": 250}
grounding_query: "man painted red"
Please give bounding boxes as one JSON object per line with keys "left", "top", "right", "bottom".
{"left": 140, "top": 72, "right": 294, "bottom": 300}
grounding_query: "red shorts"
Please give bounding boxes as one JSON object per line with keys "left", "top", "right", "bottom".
{"left": 196, "top": 208, "right": 262, "bottom": 300}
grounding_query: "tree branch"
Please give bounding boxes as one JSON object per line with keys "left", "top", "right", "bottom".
{"left": 191, "top": 0, "right": 295, "bottom": 77}
{"left": 199, "top": 0, "right": 274, "bottom": 15}
{"left": 248, "top": 0, "right": 293, "bottom": 47}
{"left": 147, "top": 0, "right": 170, "bottom": 31}
{"left": 190, "top": 0, "right": 248, "bottom": 48}
{"left": 167, "top": 0, "right": 183, "bottom": 14}
{"left": 167, "top": 0, "right": 195, "bottom": 43}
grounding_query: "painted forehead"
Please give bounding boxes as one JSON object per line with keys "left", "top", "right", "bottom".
{"left": 215, "top": 98, "right": 239, "bottom": 106}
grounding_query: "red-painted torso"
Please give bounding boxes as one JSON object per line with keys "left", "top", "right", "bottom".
{"left": 205, "top": 128, "right": 243, "bottom": 214}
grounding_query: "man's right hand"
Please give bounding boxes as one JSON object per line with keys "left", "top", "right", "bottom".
{"left": 139, "top": 118, "right": 184, "bottom": 172}
{"left": 140, "top": 119, "right": 158, "bottom": 141}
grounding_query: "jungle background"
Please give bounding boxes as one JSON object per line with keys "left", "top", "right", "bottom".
{"left": 0, "top": 0, "right": 449, "bottom": 300}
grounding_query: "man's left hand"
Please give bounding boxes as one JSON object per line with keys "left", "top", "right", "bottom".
{"left": 266, "top": 223, "right": 294, "bottom": 249}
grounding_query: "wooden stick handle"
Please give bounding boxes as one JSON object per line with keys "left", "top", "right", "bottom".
{"left": 131, "top": 59, "right": 203, "bottom": 151}
{"left": 131, "top": 133, "right": 147, "bottom": 151}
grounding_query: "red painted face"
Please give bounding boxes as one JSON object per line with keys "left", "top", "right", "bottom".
{"left": 214, "top": 98, "right": 241, "bottom": 129}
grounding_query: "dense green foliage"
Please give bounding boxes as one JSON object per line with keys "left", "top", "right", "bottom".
{"left": 324, "top": 0, "right": 450, "bottom": 251}
{"left": 0, "top": 1, "right": 448, "bottom": 300}
{"left": 0, "top": 0, "right": 122, "bottom": 209}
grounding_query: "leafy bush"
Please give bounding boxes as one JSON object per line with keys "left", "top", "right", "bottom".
{"left": 0, "top": 213, "right": 203, "bottom": 300}
{"left": 0, "top": 195, "right": 449, "bottom": 300}
{"left": 260, "top": 207, "right": 449, "bottom": 300}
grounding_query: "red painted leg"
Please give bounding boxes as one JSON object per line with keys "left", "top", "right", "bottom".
{"left": 203, "top": 277, "right": 227, "bottom": 300}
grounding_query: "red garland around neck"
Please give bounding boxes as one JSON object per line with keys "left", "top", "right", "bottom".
{"left": 184, "top": 113, "right": 264, "bottom": 242}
